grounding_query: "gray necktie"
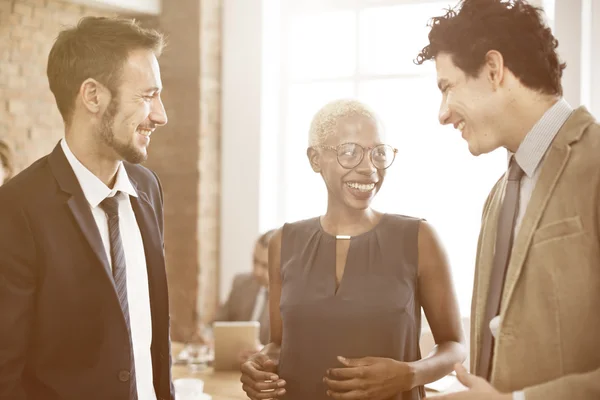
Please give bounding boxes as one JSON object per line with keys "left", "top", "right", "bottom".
{"left": 476, "top": 158, "right": 524, "bottom": 380}
{"left": 100, "top": 194, "right": 138, "bottom": 400}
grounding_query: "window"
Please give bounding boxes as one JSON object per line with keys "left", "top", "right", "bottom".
{"left": 261, "top": 0, "right": 554, "bottom": 315}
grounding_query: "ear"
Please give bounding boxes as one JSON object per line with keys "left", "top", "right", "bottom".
{"left": 483, "top": 50, "right": 505, "bottom": 89}
{"left": 307, "top": 147, "right": 321, "bottom": 173}
{"left": 79, "top": 78, "right": 110, "bottom": 115}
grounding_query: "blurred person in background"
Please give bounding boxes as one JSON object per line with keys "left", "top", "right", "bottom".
{"left": 213, "top": 229, "right": 276, "bottom": 364}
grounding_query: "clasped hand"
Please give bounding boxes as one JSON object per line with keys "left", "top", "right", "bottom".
{"left": 240, "top": 353, "right": 286, "bottom": 400}
{"left": 323, "top": 356, "right": 414, "bottom": 400}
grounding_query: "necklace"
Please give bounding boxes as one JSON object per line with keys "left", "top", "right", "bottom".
{"left": 335, "top": 235, "right": 351, "bottom": 240}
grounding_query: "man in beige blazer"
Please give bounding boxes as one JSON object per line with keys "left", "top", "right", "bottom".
{"left": 415, "top": 1, "right": 600, "bottom": 399}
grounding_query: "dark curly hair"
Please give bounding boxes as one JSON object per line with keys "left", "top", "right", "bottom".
{"left": 414, "top": 0, "right": 566, "bottom": 96}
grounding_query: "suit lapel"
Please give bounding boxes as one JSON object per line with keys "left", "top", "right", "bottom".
{"left": 500, "top": 107, "right": 598, "bottom": 313}
{"left": 472, "top": 177, "right": 505, "bottom": 372}
{"left": 129, "top": 188, "right": 168, "bottom": 324}
{"left": 48, "top": 143, "right": 112, "bottom": 278}
{"left": 128, "top": 179, "right": 169, "bottom": 393}
{"left": 500, "top": 144, "right": 570, "bottom": 314}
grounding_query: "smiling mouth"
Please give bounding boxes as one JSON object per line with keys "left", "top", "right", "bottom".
{"left": 345, "top": 181, "right": 376, "bottom": 192}
{"left": 137, "top": 128, "right": 153, "bottom": 137}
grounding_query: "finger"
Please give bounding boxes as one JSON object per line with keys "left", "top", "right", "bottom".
{"left": 261, "top": 358, "right": 278, "bottom": 373}
{"left": 323, "top": 377, "right": 362, "bottom": 392}
{"left": 326, "top": 389, "right": 366, "bottom": 399}
{"left": 240, "top": 363, "right": 280, "bottom": 382}
{"left": 242, "top": 383, "right": 287, "bottom": 400}
{"left": 454, "top": 363, "right": 479, "bottom": 389}
{"left": 337, "top": 356, "right": 371, "bottom": 367}
{"left": 327, "top": 366, "right": 365, "bottom": 380}
{"left": 240, "top": 373, "right": 286, "bottom": 391}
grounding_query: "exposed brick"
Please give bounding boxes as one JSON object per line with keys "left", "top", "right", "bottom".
{"left": 7, "top": 99, "right": 27, "bottom": 114}
{"left": 15, "top": 0, "right": 46, "bottom": 6}
{"left": 12, "top": 2, "right": 33, "bottom": 17}
{"left": 9, "top": 12, "right": 22, "bottom": 25}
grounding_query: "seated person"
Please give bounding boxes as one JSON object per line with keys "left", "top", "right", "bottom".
{"left": 213, "top": 229, "right": 275, "bottom": 361}
{"left": 0, "top": 140, "right": 14, "bottom": 186}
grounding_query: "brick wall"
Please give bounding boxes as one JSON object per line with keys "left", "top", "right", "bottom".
{"left": 1, "top": 0, "right": 222, "bottom": 342}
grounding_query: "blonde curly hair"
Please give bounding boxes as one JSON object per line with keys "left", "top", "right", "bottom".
{"left": 308, "top": 99, "right": 382, "bottom": 147}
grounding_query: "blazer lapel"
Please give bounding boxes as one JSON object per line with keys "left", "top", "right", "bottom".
{"left": 472, "top": 177, "right": 505, "bottom": 372}
{"left": 500, "top": 145, "right": 571, "bottom": 314}
{"left": 128, "top": 185, "right": 169, "bottom": 331}
{"left": 501, "top": 108, "right": 594, "bottom": 313}
{"left": 48, "top": 143, "right": 112, "bottom": 278}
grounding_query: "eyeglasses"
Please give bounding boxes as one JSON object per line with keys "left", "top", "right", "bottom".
{"left": 314, "top": 142, "right": 398, "bottom": 170}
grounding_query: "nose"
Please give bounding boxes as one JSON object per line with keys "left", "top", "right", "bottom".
{"left": 355, "top": 151, "right": 377, "bottom": 175}
{"left": 150, "top": 96, "right": 168, "bottom": 126}
{"left": 438, "top": 96, "right": 451, "bottom": 125}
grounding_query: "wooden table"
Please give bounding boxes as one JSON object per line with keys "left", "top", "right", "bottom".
{"left": 173, "top": 365, "right": 246, "bottom": 400}
{"left": 171, "top": 343, "right": 463, "bottom": 399}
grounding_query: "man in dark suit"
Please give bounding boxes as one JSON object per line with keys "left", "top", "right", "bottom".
{"left": 0, "top": 17, "right": 173, "bottom": 400}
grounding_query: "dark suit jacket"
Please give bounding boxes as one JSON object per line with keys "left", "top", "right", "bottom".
{"left": 214, "top": 273, "right": 269, "bottom": 344}
{"left": 0, "top": 143, "right": 174, "bottom": 400}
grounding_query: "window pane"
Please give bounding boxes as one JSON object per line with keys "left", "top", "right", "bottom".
{"left": 359, "top": 2, "right": 453, "bottom": 75}
{"left": 288, "top": 11, "right": 357, "bottom": 80}
{"left": 359, "top": 78, "right": 506, "bottom": 314}
{"left": 283, "top": 82, "right": 355, "bottom": 222}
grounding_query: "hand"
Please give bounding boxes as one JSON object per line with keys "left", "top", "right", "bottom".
{"left": 240, "top": 352, "right": 286, "bottom": 400}
{"left": 323, "top": 356, "right": 414, "bottom": 400}
{"left": 237, "top": 341, "right": 264, "bottom": 365}
{"left": 435, "top": 364, "right": 512, "bottom": 400}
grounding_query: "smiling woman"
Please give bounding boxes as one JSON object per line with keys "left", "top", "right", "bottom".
{"left": 239, "top": 98, "right": 467, "bottom": 400}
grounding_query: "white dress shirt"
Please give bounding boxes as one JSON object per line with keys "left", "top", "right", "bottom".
{"left": 61, "top": 139, "right": 157, "bottom": 400}
{"left": 488, "top": 99, "right": 573, "bottom": 400}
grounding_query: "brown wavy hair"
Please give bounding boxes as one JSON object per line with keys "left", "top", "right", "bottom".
{"left": 47, "top": 16, "right": 166, "bottom": 125}
{"left": 415, "top": 0, "right": 566, "bottom": 96}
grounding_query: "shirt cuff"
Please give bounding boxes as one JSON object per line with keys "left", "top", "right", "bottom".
{"left": 513, "top": 391, "right": 526, "bottom": 400}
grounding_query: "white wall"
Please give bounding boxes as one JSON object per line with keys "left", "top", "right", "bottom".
{"left": 66, "top": 0, "right": 160, "bottom": 15}
{"left": 220, "top": 0, "right": 264, "bottom": 302}
{"left": 588, "top": 0, "right": 600, "bottom": 117}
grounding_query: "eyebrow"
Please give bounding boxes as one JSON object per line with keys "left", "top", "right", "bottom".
{"left": 144, "top": 86, "right": 162, "bottom": 94}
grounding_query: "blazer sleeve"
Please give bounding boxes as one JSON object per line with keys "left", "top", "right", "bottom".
{"left": 0, "top": 203, "right": 37, "bottom": 400}
{"left": 522, "top": 368, "right": 600, "bottom": 400}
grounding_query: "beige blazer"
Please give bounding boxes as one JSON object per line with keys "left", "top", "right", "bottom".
{"left": 470, "top": 107, "right": 600, "bottom": 400}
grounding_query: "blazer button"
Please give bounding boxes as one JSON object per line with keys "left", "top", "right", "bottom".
{"left": 118, "top": 370, "right": 131, "bottom": 382}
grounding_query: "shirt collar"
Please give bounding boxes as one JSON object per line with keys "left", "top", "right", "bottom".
{"left": 60, "top": 139, "right": 138, "bottom": 208}
{"left": 510, "top": 98, "right": 573, "bottom": 176}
